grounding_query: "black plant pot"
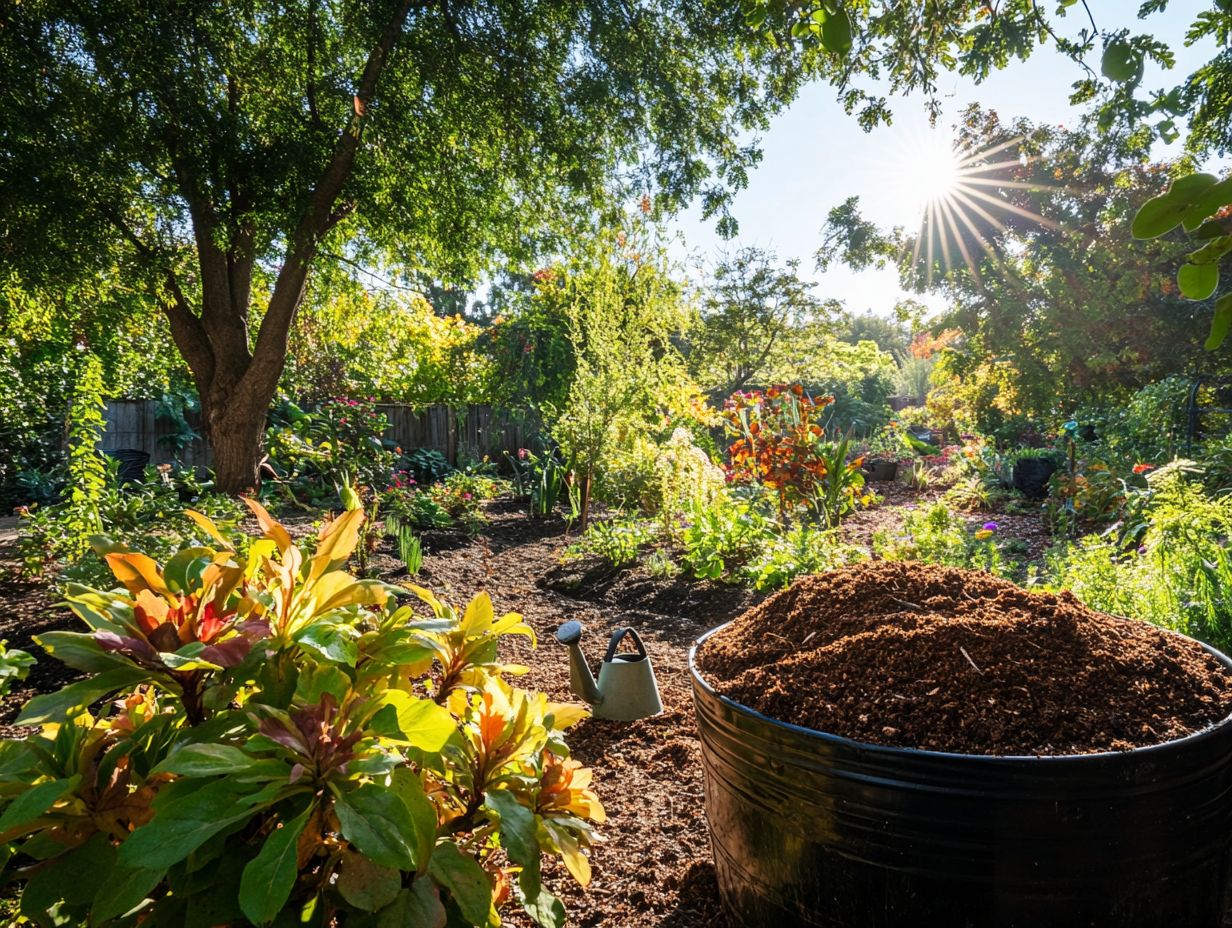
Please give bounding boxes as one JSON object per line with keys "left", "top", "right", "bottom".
{"left": 1012, "top": 456, "right": 1057, "bottom": 499}
{"left": 690, "top": 626, "right": 1232, "bottom": 928}
{"left": 866, "top": 460, "right": 899, "bottom": 482}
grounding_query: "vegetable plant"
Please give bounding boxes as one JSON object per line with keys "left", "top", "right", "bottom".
{"left": 0, "top": 500, "right": 603, "bottom": 926}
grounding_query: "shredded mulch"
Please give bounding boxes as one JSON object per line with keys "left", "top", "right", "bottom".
{"left": 697, "top": 561, "right": 1232, "bottom": 756}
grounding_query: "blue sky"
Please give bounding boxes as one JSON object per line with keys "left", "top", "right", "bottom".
{"left": 670, "top": 0, "right": 1225, "bottom": 318}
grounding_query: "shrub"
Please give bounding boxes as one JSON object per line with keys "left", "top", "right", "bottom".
{"left": 1046, "top": 469, "right": 1232, "bottom": 653}
{"left": 384, "top": 485, "right": 455, "bottom": 531}
{"left": 873, "top": 503, "right": 1014, "bottom": 577}
{"left": 432, "top": 472, "right": 509, "bottom": 533}
{"left": 679, "top": 493, "right": 773, "bottom": 582}
{"left": 17, "top": 465, "right": 243, "bottom": 586}
{"left": 723, "top": 385, "right": 835, "bottom": 520}
{"left": 0, "top": 501, "right": 603, "bottom": 926}
{"left": 264, "top": 394, "right": 395, "bottom": 503}
{"left": 579, "top": 515, "right": 658, "bottom": 568}
{"left": 744, "top": 524, "right": 867, "bottom": 591}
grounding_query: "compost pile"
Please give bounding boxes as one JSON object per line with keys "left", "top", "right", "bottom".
{"left": 696, "top": 562, "right": 1232, "bottom": 755}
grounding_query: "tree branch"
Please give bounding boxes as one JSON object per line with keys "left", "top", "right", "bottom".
{"left": 245, "top": 0, "right": 421, "bottom": 400}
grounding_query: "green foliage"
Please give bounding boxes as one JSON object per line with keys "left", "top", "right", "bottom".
{"left": 430, "top": 472, "right": 509, "bottom": 534}
{"left": 64, "top": 353, "right": 108, "bottom": 554}
{"left": 507, "top": 448, "right": 572, "bottom": 520}
{"left": 401, "top": 448, "right": 455, "bottom": 486}
{"left": 1046, "top": 470, "right": 1232, "bottom": 654}
{"left": 0, "top": 641, "right": 35, "bottom": 699}
{"left": 17, "top": 467, "right": 245, "bottom": 586}
{"left": 287, "top": 281, "right": 494, "bottom": 406}
{"left": 679, "top": 495, "right": 773, "bottom": 583}
{"left": 545, "top": 222, "right": 700, "bottom": 528}
{"left": 1133, "top": 173, "right": 1232, "bottom": 349}
{"left": 689, "top": 247, "right": 833, "bottom": 396}
{"left": 383, "top": 487, "right": 455, "bottom": 532}
{"left": 811, "top": 433, "right": 869, "bottom": 528}
{"left": 743, "top": 523, "right": 866, "bottom": 592}
{"left": 386, "top": 514, "right": 424, "bottom": 576}
{"left": 873, "top": 504, "right": 1013, "bottom": 578}
{"left": 579, "top": 517, "right": 658, "bottom": 569}
{"left": 264, "top": 396, "right": 395, "bottom": 504}
{"left": 0, "top": 503, "right": 605, "bottom": 926}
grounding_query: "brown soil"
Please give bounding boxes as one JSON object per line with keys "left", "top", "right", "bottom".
{"left": 697, "top": 561, "right": 1232, "bottom": 756}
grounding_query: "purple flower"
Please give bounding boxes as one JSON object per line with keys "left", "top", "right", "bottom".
{"left": 1138, "top": 545, "right": 1148, "bottom": 556}
{"left": 982, "top": 521, "right": 998, "bottom": 532}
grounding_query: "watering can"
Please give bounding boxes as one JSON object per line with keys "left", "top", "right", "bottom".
{"left": 555, "top": 621, "right": 663, "bottom": 721}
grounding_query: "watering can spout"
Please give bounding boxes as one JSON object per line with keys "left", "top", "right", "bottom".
{"left": 555, "top": 621, "right": 663, "bottom": 721}
{"left": 556, "top": 620, "right": 604, "bottom": 706}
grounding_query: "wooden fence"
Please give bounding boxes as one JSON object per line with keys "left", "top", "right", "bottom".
{"left": 101, "top": 401, "right": 530, "bottom": 471}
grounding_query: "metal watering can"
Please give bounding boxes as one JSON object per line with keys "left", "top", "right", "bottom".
{"left": 555, "top": 621, "right": 663, "bottom": 721}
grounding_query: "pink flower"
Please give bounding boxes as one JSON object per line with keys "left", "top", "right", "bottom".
{"left": 518, "top": 448, "right": 530, "bottom": 460}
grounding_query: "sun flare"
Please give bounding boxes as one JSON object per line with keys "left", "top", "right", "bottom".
{"left": 887, "top": 128, "right": 1063, "bottom": 286}
{"left": 899, "top": 135, "right": 963, "bottom": 215}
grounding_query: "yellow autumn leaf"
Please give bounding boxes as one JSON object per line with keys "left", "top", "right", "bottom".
{"left": 105, "top": 552, "right": 171, "bottom": 597}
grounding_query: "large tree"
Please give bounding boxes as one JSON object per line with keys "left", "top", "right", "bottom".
{"left": 0, "top": 1, "right": 818, "bottom": 491}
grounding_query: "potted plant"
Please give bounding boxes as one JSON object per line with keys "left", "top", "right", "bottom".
{"left": 861, "top": 423, "right": 911, "bottom": 481}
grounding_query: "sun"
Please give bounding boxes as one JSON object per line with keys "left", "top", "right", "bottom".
{"left": 896, "top": 133, "right": 962, "bottom": 217}
{"left": 883, "top": 127, "right": 1064, "bottom": 287}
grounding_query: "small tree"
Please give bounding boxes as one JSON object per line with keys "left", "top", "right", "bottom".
{"left": 547, "top": 222, "right": 694, "bottom": 529}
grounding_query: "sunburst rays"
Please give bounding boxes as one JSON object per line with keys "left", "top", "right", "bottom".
{"left": 898, "top": 132, "right": 1066, "bottom": 288}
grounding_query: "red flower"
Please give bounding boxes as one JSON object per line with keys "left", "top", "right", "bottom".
{"left": 1132, "top": 463, "right": 1153, "bottom": 474}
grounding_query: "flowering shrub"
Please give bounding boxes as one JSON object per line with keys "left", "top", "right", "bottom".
{"left": 264, "top": 395, "right": 395, "bottom": 503}
{"left": 724, "top": 386, "right": 835, "bottom": 518}
{"left": 431, "top": 471, "right": 510, "bottom": 533}
{"left": 0, "top": 501, "right": 602, "bottom": 926}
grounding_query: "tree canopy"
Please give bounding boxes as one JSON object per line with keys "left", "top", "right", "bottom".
{"left": 0, "top": 0, "right": 819, "bottom": 489}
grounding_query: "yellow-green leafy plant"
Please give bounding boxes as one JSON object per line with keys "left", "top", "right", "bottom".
{"left": 0, "top": 499, "right": 602, "bottom": 927}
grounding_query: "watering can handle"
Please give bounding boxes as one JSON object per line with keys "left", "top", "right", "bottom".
{"left": 603, "top": 627, "right": 649, "bottom": 663}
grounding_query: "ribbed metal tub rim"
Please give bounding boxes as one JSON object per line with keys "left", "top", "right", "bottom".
{"left": 690, "top": 621, "right": 1232, "bottom": 763}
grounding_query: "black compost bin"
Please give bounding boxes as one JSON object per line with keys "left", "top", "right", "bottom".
{"left": 690, "top": 625, "right": 1232, "bottom": 928}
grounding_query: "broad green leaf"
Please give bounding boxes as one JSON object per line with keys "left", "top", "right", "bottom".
{"left": 392, "top": 767, "right": 438, "bottom": 871}
{"left": 337, "top": 849, "right": 403, "bottom": 912}
{"left": 0, "top": 774, "right": 80, "bottom": 836}
{"left": 1132, "top": 173, "right": 1219, "bottom": 239}
{"left": 375, "top": 691, "right": 457, "bottom": 751}
{"left": 374, "top": 880, "right": 446, "bottom": 928}
{"left": 335, "top": 783, "right": 422, "bottom": 871}
{"left": 35, "top": 631, "right": 131, "bottom": 673}
{"left": 16, "top": 666, "right": 148, "bottom": 725}
{"left": 155, "top": 743, "right": 259, "bottom": 778}
{"left": 162, "top": 547, "right": 217, "bottom": 592}
{"left": 820, "top": 6, "right": 852, "bottom": 56}
{"left": 239, "top": 805, "right": 312, "bottom": 925}
{"left": 486, "top": 788, "right": 541, "bottom": 899}
{"left": 522, "top": 888, "right": 567, "bottom": 928}
{"left": 21, "top": 831, "right": 114, "bottom": 915}
{"left": 119, "top": 779, "right": 250, "bottom": 867}
{"left": 1208, "top": 293, "right": 1232, "bottom": 350}
{"left": 1179, "top": 262, "right": 1219, "bottom": 300}
{"left": 427, "top": 842, "right": 491, "bottom": 927}
{"left": 295, "top": 622, "right": 359, "bottom": 666}
{"left": 88, "top": 862, "right": 166, "bottom": 926}
{"left": 1100, "top": 41, "right": 1139, "bottom": 83}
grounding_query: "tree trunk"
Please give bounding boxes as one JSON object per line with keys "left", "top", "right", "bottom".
{"left": 207, "top": 397, "right": 270, "bottom": 495}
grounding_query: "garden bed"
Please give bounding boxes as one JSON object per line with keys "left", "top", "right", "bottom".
{"left": 0, "top": 492, "right": 1061, "bottom": 926}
